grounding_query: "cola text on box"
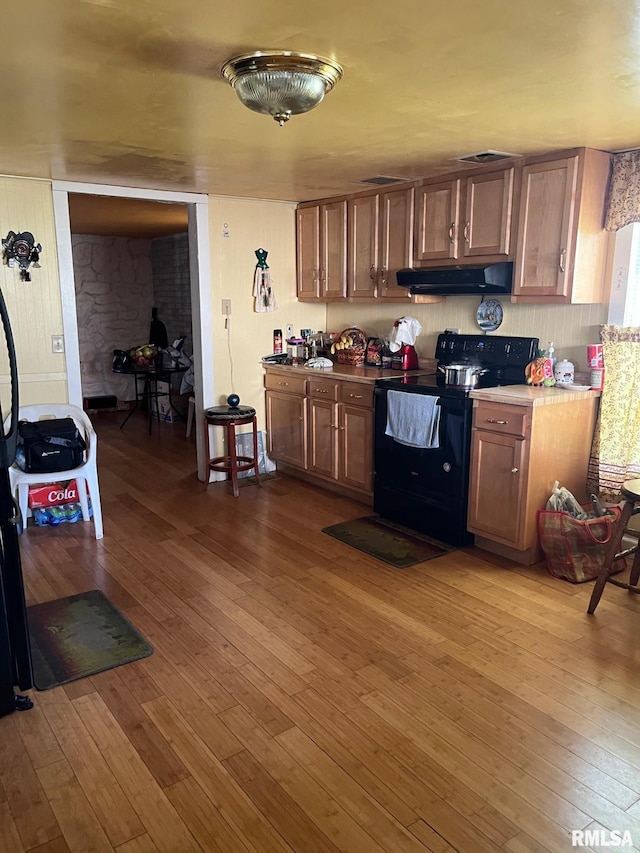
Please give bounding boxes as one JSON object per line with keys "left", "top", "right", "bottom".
{"left": 29, "top": 479, "right": 79, "bottom": 509}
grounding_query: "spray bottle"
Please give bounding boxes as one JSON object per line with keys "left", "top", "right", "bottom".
{"left": 547, "top": 342, "right": 556, "bottom": 371}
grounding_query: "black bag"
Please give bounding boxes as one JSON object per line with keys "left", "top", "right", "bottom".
{"left": 18, "top": 418, "right": 87, "bottom": 473}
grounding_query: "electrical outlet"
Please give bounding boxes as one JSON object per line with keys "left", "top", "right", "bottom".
{"left": 51, "top": 335, "right": 64, "bottom": 353}
{"left": 286, "top": 324, "right": 294, "bottom": 339}
{"left": 221, "top": 299, "right": 231, "bottom": 316}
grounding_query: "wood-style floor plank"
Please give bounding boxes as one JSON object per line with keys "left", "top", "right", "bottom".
{"left": 1, "top": 411, "right": 640, "bottom": 853}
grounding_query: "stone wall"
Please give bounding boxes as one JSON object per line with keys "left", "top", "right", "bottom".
{"left": 73, "top": 233, "right": 191, "bottom": 403}
{"left": 72, "top": 235, "right": 154, "bottom": 401}
{"left": 150, "top": 233, "right": 192, "bottom": 354}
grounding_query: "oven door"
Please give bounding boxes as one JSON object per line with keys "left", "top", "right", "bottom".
{"left": 373, "top": 387, "right": 474, "bottom": 546}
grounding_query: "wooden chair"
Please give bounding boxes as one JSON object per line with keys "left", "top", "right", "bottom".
{"left": 587, "top": 479, "right": 640, "bottom": 614}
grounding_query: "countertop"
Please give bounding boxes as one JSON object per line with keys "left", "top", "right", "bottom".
{"left": 262, "top": 362, "right": 429, "bottom": 385}
{"left": 469, "top": 384, "right": 601, "bottom": 407}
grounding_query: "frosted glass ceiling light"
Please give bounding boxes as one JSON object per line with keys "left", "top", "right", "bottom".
{"left": 221, "top": 50, "right": 343, "bottom": 126}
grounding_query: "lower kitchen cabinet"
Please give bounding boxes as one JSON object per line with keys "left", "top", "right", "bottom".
{"left": 265, "top": 368, "right": 374, "bottom": 501}
{"left": 467, "top": 395, "right": 598, "bottom": 564}
{"left": 309, "top": 396, "right": 338, "bottom": 479}
{"left": 339, "top": 402, "right": 373, "bottom": 492}
{"left": 264, "top": 373, "right": 308, "bottom": 469}
{"left": 306, "top": 378, "right": 374, "bottom": 496}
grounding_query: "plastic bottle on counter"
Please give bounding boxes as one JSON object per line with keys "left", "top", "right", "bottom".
{"left": 273, "top": 329, "right": 283, "bottom": 354}
{"left": 554, "top": 358, "right": 575, "bottom": 385}
{"left": 547, "top": 342, "right": 556, "bottom": 371}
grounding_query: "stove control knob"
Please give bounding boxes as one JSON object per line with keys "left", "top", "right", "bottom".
{"left": 443, "top": 462, "right": 452, "bottom": 473}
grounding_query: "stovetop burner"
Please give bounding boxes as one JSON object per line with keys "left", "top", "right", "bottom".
{"left": 376, "top": 332, "right": 539, "bottom": 397}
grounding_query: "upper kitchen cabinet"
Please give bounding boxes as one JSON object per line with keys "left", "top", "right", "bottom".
{"left": 297, "top": 199, "right": 347, "bottom": 301}
{"left": 414, "top": 166, "right": 515, "bottom": 266}
{"left": 378, "top": 186, "right": 415, "bottom": 301}
{"left": 348, "top": 185, "right": 414, "bottom": 301}
{"left": 512, "top": 148, "right": 611, "bottom": 304}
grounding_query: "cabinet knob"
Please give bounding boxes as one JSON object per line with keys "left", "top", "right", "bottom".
{"left": 278, "top": 381, "right": 289, "bottom": 386}
{"left": 380, "top": 267, "right": 387, "bottom": 285}
{"left": 314, "top": 388, "right": 328, "bottom": 393}
{"left": 448, "top": 222, "right": 455, "bottom": 244}
{"left": 369, "top": 264, "right": 376, "bottom": 282}
{"left": 511, "top": 467, "right": 519, "bottom": 473}
{"left": 463, "top": 222, "right": 470, "bottom": 243}
{"left": 349, "top": 393, "right": 364, "bottom": 399}
{"left": 559, "top": 248, "right": 566, "bottom": 273}
{"left": 486, "top": 418, "right": 508, "bottom": 424}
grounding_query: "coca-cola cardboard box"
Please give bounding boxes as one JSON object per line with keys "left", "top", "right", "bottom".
{"left": 29, "top": 479, "right": 80, "bottom": 509}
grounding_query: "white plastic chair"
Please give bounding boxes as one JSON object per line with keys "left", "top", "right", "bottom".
{"left": 5, "top": 404, "right": 104, "bottom": 539}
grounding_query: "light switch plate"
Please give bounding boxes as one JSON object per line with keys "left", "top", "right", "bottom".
{"left": 51, "top": 335, "right": 64, "bottom": 353}
{"left": 221, "top": 299, "right": 231, "bottom": 316}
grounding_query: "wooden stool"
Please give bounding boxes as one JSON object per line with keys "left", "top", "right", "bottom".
{"left": 587, "top": 479, "right": 640, "bottom": 614}
{"left": 203, "top": 405, "right": 261, "bottom": 497}
{"left": 186, "top": 395, "right": 196, "bottom": 438}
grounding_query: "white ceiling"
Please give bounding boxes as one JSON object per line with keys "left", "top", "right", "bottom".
{"left": 2, "top": 0, "right": 639, "bottom": 211}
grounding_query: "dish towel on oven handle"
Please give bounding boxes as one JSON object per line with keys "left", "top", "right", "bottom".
{"left": 385, "top": 390, "right": 440, "bottom": 448}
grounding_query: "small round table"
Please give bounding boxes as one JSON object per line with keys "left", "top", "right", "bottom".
{"left": 113, "top": 364, "right": 188, "bottom": 435}
{"left": 203, "top": 405, "right": 261, "bottom": 497}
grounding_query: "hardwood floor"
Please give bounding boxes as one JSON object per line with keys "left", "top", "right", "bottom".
{"left": 2, "top": 410, "right": 640, "bottom": 852}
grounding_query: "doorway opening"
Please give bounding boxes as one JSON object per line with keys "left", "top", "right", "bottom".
{"left": 52, "top": 181, "right": 213, "bottom": 481}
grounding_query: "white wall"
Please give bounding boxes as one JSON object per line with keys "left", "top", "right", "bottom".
{"left": 327, "top": 299, "right": 608, "bottom": 373}
{"left": 0, "top": 177, "right": 67, "bottom": 408}
{"left": 208, "top": 196, "right": 326, "bottom": 432}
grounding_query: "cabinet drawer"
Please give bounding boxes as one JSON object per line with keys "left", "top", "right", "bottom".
{"left": 473, "top": 403, "right": 528, "bottom": 437}
{"left": 339, "top": 382, "right": 374, "bottom": 408}
{"left": 308, "top": 376, "right": 339, "bottom": 400}
{"left": 264, "top": 373, "right": 307, "bottom": 395}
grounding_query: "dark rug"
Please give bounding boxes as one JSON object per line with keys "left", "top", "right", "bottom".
{"left": 322, "top": 515, "right": 455, "bottom": 568}
{"left": 27, "top": 589, "right": 153, "bottom": 690}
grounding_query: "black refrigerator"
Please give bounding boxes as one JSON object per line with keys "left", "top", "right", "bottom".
{"left": 0, "top": 286, "right": 34, "bottom": 716}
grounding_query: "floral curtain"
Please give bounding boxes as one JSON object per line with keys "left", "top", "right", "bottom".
{"left": 588, "top": 326, "right": 640, "bottom": 499}
{"left": 605, "top": 150, "right": 640, "bottom": 231}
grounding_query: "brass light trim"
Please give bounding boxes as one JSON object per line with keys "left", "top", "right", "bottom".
{"left": 221, "top": 50, "right": 343, "bottom": 126}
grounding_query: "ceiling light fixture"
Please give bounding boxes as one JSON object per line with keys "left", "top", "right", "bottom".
{"left": 221, "top": 50, "right": 343, "bottom": 126}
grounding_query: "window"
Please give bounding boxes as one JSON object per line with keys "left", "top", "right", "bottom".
{"left": 608, "top": 222, "right": 640, "bottom": 326}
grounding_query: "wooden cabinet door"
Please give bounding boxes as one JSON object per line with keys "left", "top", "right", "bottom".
{"left": 348, "top": 194, "right": 379, "bottom": 299}
{"left": 414, "top": 179, "right": 461, "bottom": 263}
{"left": 320, "top": 199, "right": 347, "bottom": 299}
{"left": 265, "top": 390, "right": 307, "bottom": 469}
{"left": 296, "top": 205, "right": 320, "bottom": 299}
{"left": 378, "top": 186, "right": 415, "bottom": 300}
{"left": 467, "top": 429, "right": 527, "bottom": 547}
{"left": 339, "top": 404, "right": 373, "bottom": 493}
{"left": 308, "top": 398, "right": 338, "bottom": 479}
{"left": 463, "top": 167, "right": 514, "bottom": 258}
{"left": 513, "top": 157, "right": 578, "bottom": 300}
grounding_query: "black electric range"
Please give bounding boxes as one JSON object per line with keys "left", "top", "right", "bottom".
{"left": 373, "top": 333, "right": 539, "bottom": 546}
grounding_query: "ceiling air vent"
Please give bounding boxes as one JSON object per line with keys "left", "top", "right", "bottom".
{"left": 453, "top": 150, "right": 521, "bottom": 165}
{"left": 358, "top": 175, "right": 407, "bottom": 185}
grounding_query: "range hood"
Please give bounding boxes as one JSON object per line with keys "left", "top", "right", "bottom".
{"left": 396, "top": 262, "right": 513, "bottom": 295}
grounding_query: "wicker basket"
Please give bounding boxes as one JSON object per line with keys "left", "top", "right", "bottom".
{"left": 335, "top": 327, "right": 367, "bottom": 365}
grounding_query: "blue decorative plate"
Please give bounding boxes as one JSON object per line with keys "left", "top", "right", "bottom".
{"left": 476, "top": 298, "right": 503, "bottom": 332}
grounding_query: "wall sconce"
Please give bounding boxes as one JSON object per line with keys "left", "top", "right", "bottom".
{"left": 2, "top": 231, "right": 42, "bottom": 281}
